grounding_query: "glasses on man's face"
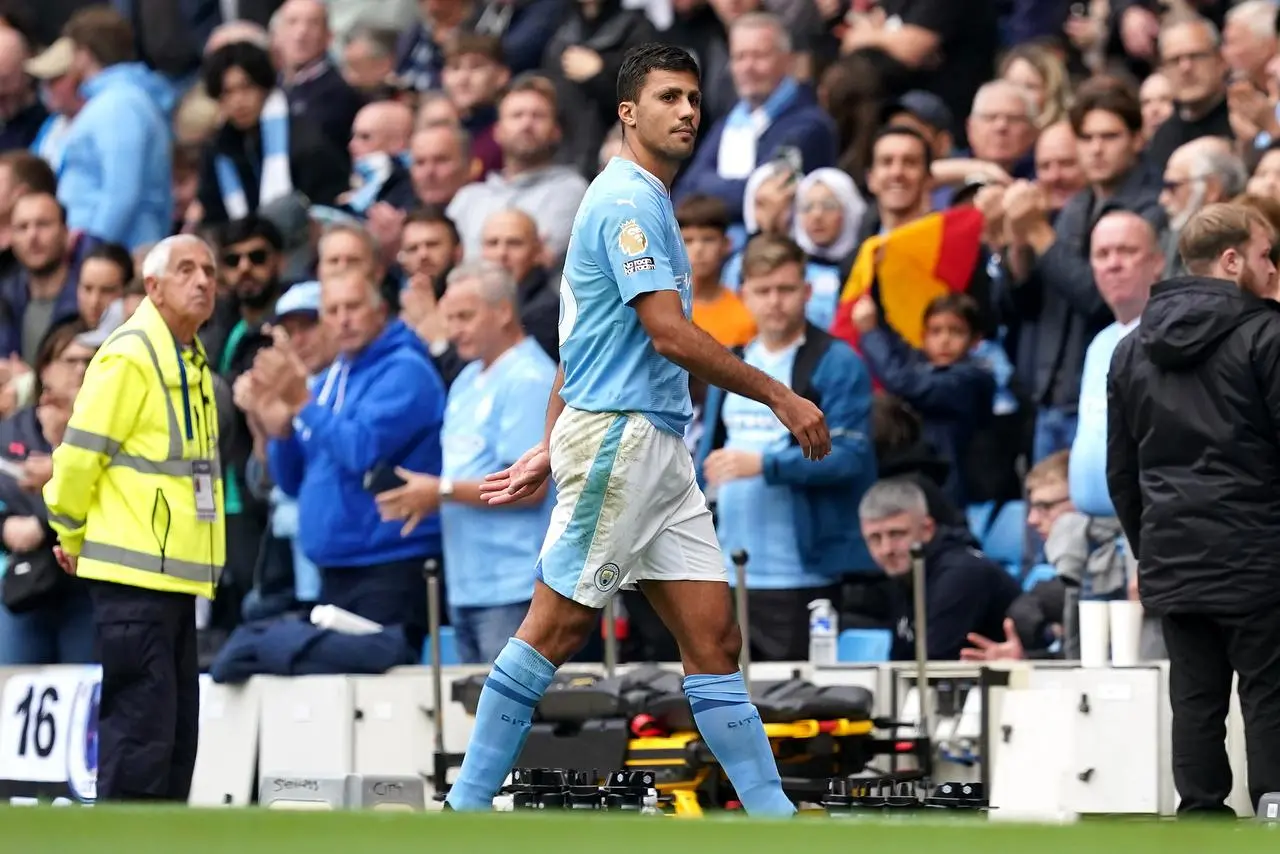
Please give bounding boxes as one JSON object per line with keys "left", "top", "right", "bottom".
{"left": 1029, "top": 496, "right": 1069, "bottom": 514}
{"left": 223, "top": 248, "right": 271, "bottom": 268}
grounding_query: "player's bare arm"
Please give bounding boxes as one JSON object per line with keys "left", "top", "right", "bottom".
{"left": 631, "top": 290, "right": 831, "bottom": 459}
{"left": 480, "top": 363, "right": 565, "bottom": 504}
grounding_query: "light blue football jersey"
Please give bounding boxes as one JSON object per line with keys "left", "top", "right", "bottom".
{"left": 557, "top": 157, "right": 694, "bottom": 436}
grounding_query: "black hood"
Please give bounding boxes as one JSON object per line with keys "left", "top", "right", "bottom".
{"left": 1139, "top": 276, "right": 1277, "bottom": 371}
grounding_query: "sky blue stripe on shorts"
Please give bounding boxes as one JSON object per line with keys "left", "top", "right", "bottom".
{"left": 538, "top": 414, "right": 627, "bottom": 591}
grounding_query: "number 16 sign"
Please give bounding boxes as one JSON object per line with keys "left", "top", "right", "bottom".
{"left": 0, "top": 666, "right": 101, "bottom": 801}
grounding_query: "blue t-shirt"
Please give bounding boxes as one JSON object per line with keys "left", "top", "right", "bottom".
{"left": 440, "top": 337, "right": 557, "bottom": 608}
{"left": 1069, "top": 319, "right": 1139, "bottom": 517}
{"left": 558, "top": 157, "right": 694, "bottom": 436}
{"left": 714, "top": 340, "right": 825, "bottom": 589}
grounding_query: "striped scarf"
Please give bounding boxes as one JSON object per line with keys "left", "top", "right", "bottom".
{"left": 215, "top": 88, "right": 293, "bottom": 220}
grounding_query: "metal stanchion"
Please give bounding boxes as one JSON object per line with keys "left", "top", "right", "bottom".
{"left": 424, "top": 558, "right": 446, "bottom": 763}
{"left": 909, "top": 542, "right": 934, "bottom": 745}
{"left": 602, "top": 598, "right": 618, "bottom": 678}
{"left": 731, "top": 549, "right": 751, "bottom": 692}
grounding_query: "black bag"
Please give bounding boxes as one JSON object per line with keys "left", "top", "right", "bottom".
{"left": 2, "top": 546, "right": 68, "bottom": 614}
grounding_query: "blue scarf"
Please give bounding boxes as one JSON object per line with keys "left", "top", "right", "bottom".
{"left": 724, "top": 76, "right": 800, "bottom": 131}
{"left": 215, "top": 88, "right": 292, "bottom": 220}
{"left": 347, "top": 151, "right": 411, "bottom": 216}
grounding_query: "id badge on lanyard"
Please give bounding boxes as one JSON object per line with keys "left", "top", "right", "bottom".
{"left": 192, "top": 460, "right": 217, "bottom": 523}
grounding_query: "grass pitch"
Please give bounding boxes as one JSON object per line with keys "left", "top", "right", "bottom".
{"left": 4, "top": 806, "right": 1280, "bottom": 854}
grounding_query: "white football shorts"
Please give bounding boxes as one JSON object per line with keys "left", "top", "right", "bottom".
{"left": 535, "top": 406, "right": 727, "bottom": 609}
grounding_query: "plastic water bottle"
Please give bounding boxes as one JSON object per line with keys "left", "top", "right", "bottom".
{"left": 808, "top": 599, "right": 838, "bottom": 666}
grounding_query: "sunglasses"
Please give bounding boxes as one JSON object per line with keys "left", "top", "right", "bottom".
{"left": 223, "top": 248, "right": 272, "bottom": 267}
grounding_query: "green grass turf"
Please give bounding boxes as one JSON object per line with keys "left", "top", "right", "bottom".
{"left": 4, "top": 807, "right": 1280, "bottom": 854}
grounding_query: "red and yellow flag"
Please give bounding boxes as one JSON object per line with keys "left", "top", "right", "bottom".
{"left": 831, "top": 207, "right": 984, "bottom": 349}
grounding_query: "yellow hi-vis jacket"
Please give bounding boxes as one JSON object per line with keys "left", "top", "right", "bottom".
{"left": 43, "top": 297, "right": 225, "bottom": 599}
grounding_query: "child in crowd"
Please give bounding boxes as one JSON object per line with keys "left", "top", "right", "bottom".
{"left": 854, "top": 291, "right": 995, "bottom": 504}
{"left": 441, "top": 32, "right": 509, "bottom": 179}
{"left": 678, "top": 194, "right": 756, "bottom": 348}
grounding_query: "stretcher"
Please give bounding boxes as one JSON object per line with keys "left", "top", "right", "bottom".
{"left": 424, "top": 547, "right": 938, "bottom": 816}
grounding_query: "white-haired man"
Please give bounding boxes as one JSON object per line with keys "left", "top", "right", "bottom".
{"left": 376, "top": 261, "right": 556, "bottom": 663}
{"left": 44, "top": 234, "right": 224, "bottom": 803}
{"left": 965, "top": 79, "right": 1039, "bottom": 180}
{"left": 1159, "top": 136, "right": 1248, "bottom": 276}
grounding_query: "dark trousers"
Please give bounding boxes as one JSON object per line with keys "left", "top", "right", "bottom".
{"left": 90, "top": 580, "right": 199, "bottom": 803}
{"left": 1162, "top": 611, "right": 1280, "bottom": 815}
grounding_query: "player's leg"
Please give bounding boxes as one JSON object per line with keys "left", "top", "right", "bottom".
{"left": 635, "top": 470, "right": 796, "bottom": 817}
{"left": 444, "top": 582, "right": 598, "bottom": 810}
{"left": 446, "top": 410, "right": 651, "bottom": 811}
{"left": 640, "top": 577, "right": 795, "bottom": 817}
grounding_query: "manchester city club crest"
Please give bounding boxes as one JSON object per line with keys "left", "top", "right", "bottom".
{"left": 594, "top": 563, "right": 621, "bottom": 592}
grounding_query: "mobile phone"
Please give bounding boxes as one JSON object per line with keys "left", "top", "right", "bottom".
{"left": 363, "top": 464, "right": 407, "bottom": 494}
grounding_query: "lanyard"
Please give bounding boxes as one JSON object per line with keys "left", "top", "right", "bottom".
{"left": 174, "top": 339, "right": 195, "bottom": 444}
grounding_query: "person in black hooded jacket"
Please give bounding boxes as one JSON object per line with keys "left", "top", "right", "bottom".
{"left": 1106, "top": 202, "right": 1280, "bottom": 817}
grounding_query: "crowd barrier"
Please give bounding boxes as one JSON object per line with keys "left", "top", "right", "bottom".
{"left": 0, "top": 660, "right": 1254, "bottom": 819}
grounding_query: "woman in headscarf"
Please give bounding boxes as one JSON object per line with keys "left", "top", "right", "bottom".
{"left": 792, "top": 167, "right": 866, "bottom": 330}
{"left": 723, "top": 162, "right": 867, "bottom": 331}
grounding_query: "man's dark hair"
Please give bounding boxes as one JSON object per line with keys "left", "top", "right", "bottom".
{"left": 444, "top": 30, "right": 505, "bottom": 65}
{"left": 405, "top": 205, "right": 462, "bottom": 246}
{"left": 872, "top": 124, "right": 933, "bottom": 170}
{"left": 203, "top": 41, "right": 276, "bottom": 98}
{"left": 64, "top": 6, "right": 136, "bottom": 68}
{"left": 1068, "top": 75, "right": 1142, "bottom": 136}
{"left": 0, "top": 150, "right": 56, "bottom": 197}
{"left": 923, "top": 292, "right": 982, "bottom": 339}
{"left": 83, "top": 242, "right": 135, "bottom": 283}
{"left": 871, "top": 393, "right": 923, "bottom": 460}
{"left": 217, "top": 215, "right": 284, "bottom": 252}
{"left": 676, "top": 194, "right": 730, "bottom": 232}
{"left": 617, "top": 43, "right": 699, "bottom": 104}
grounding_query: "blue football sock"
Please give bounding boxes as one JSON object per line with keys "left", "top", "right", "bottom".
{"left": 445, "top": 638, "right": 556, "bottom": 811}
{"left": 684, "top": 671, "right": 795, "bottom": 817}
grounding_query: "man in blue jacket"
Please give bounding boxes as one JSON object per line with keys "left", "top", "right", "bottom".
{"left": 254, "top": 269, "right": 446, "bottom": 652}
{"left": 697, "top": 234, "right": 876, "bottom": 661}
{"left": 58, "top": 7, "right": 175, "bottom": 250}
{"left": 673, "top": 12, "right": 836, "bottom": 228}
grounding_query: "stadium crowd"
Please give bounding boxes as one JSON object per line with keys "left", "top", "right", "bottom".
{"left": 0, "top": 0, "right": 1274, "bottom": 675}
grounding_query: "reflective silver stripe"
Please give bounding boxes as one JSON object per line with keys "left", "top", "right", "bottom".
{"left": 111, "top": 329, "right": 184, "bottom": 461}
{"left": 112, "top": 454, "right": 222, "bottom": 480}
{"left": 80, "top": 541, "right": 214, "bottom": 584}
{"left": 48, "top": 512, "right": 85, "bottom": 531}
{"left": 62, "top": 427, "right": 121, "bottom": 457}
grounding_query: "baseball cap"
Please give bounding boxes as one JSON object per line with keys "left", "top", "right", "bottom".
{"left": 882, "top": 91, "right": 954, "bottom": 136}
{"left": 76, "top": 299, "right": 126, "bottom": 350}
{"left": 24, "top": 38, "right": 75, "bottom": 81}
{"left": 272, "top": 281, "right": 322, "bottom": 322}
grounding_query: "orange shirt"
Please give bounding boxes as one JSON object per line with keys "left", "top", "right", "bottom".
{"left": 693, "top": 287, "right": 756, "bottom": 348}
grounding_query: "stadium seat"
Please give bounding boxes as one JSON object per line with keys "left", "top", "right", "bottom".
{"left": 837, "top": 629, "right": 893, "bottom": 662}
{"left": 1022, "top": 562, "right": 1057, "bottom": 592}
{"left": 421, "top": 627, "right": 460, "bottom": 666}
{"left": 970, "top": 500, "right": 1026, "bottom": 577}
{"left": 966, "top": 501, "right": 994, "bottom": 541}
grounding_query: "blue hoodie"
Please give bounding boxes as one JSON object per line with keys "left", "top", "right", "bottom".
{"left": 268, "top": 320, "right": 446, "bottom": 568}
{"left": 57, "top": 63, "right": 175, "bottom": 250}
